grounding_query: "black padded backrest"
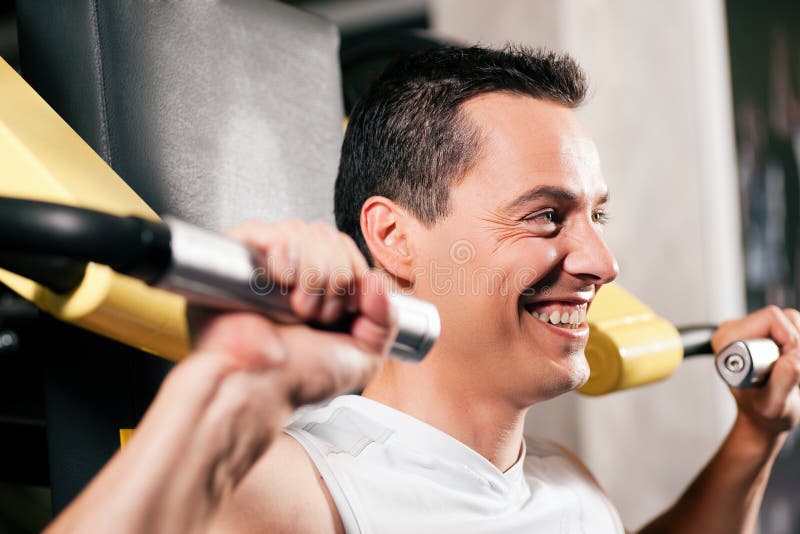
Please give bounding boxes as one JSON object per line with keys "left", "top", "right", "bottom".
{"left": 17, "top": 0, "right": 343, "bottom": 229}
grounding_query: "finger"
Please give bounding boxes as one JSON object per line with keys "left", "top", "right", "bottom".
{"left": 713, "top": 305, "right": 799, "bottom": 353}
{"left": 259, "top": 224, "right": 300, "bottom": 288}
{"left": 783, "top": 308, "right": 800, "bottom": 339}
{"left": 226, "top": 219, "right": 358, "bottom": 324}
{"left": 227, "top": 219, "right": 300, "bottom": 287}
{"left": 291, "top": 224, "right": 328, "bottom": 320}
{"left": 350, "top": 273, "right": 396, "bottom": 355}
{"left": 226, "top": 219, "right": 281, "bottom": 249}
{"left": 341, "top": 232, "right": 370, "bottom": 277}
{"left": 317, "top": 225, "right": 356, "bottom": 324}
{"left": 279, "top": 325, "right": 383, "bottom": 405}
{"left": 771, "top": 311, "right": 800, "bottom": 391}
{"left": 340, "top": 232, "right": 370, "bottom": 312}
{"left": 224, "top": 219, "right": 261, "bottom": 241}
{"left": 763, "top": 348, "right": 800, "bottom": 409}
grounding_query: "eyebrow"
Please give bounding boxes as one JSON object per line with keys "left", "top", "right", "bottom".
{"left": 503, "top": 185, "right": 609, "bottom": 213}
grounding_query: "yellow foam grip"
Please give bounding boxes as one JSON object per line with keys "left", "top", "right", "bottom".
{"left": 0, "top": 58, "right": 190, "bottom": 361}
{"left": 579, "top": 283, "right": 683, "bottom": 395}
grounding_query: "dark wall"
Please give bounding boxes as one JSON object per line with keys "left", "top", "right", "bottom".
{"left": 727, "top": 1, "right": 800, "bottom": 533}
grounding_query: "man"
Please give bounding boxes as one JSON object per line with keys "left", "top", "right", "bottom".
{"left": 210, "top": 46, "right": 800, "bottom": 533}
{"left": 48, "top": 45, "right": 800, "bottom": 533}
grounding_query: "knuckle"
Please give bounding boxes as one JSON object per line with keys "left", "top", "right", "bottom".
{"left": 344, "top": 237, "right": 368, "bottom": 264}
{"left": 279, "top": 217, "right": 305, "bottom": 234}
{"left": 243, "top": 218, "right": 269, "bottom": 233}
{"left": 784, "top": 308, "right": 800, "bottom": 321}
{"left": 711, "top": 323, "right": 732, "bottom": 346}
{"left": 715, "top": 319, "right": 734, "bottom": 333}
{"left": 286, "top": 217, "right": 304, "bottom": 229}
{"left": 766, "top": 304, "right": 783, "bottom": 319}
{"left": 228, "top": 219, "right": 275, "bottom": 247}
{"left": 224, "top": 228, "right": 244, "bottom": 240}
{"left": 309, "top": 220, "right": 332, "bottom": 232}
{"left": 225, "top": 219, "right": 260, "bottom": 238}
{"left": 339, "top": 231, "right": 358, "bottom": 247}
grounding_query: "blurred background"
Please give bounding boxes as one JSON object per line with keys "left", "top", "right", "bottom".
{"left": 0, "top": 0, "right": 798, "bottom": 532}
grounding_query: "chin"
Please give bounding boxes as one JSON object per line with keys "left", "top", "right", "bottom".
{"left": 567, "top": 353, "right": 591, "bottom": 389}
{"left": 544, "top": 351, "right": 590, "bottom": 399}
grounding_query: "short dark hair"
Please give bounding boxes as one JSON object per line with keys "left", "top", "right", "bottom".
{"left": 334, "top": 45, "right": 588, "bottom": 262}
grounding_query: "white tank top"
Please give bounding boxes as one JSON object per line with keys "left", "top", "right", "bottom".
{"left": 284, "top": 395, "right": 624, "bottom": 534}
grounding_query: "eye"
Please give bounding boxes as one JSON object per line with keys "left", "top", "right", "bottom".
{"left": 592, "top": 210, "right": 610, "bottom": 225}
{"left": 523, "top": 209, "right": 562, "bottom": 228}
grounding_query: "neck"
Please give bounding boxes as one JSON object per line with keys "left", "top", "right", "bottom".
{"left": 362, "top": 354, "right": 527, "bottom": 472}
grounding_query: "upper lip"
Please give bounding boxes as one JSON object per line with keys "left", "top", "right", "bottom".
{"left": 521, "top": 294, "right": 594, "bottom": 307}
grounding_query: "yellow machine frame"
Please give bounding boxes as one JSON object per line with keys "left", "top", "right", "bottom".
{"left": 0, "top": 58, "right": 189, "bottom": 361}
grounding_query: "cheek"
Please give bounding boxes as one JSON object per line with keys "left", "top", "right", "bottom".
{"left": 453, "top": 239, "right": 561, "bottom": 316}
{"left": 497, "top": 240, "right": 562, "bottom": 292}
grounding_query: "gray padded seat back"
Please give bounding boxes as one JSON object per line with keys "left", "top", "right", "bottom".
{"left": 16, "top": 0, "right": 343, "bottom": 230}
{"left": 13, "top": 1, "right": 344, "bottom": 512}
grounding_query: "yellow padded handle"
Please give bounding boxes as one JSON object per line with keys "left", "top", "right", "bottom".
{"left": 579, "top": 283, "right": 683, "bottom": 395}
{"left": 0, "top": 57, "right": 190, "bottom": 361}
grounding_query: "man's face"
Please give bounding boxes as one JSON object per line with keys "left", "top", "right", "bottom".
{"left": 411, "top": 93, "right": 618, "bottom": 405}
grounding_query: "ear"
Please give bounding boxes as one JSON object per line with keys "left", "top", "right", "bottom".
{"left": 361, "top": 196, "right": 415, "bottom": 283}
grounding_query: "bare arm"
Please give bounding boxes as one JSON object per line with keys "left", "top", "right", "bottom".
{"left": 46, "top": 347, "right": 293, "bottom": 534}
{"left": 638, "top": 415, "right": 784, "bottom": 534}
{"left": 639, "top": 306, "right": 800, "bottom": 534}
{"left": 208, "top": 433, "right": 345, "bottom": 534}
{"left": 45, "top": 220, "right": 392, "bottom": 534}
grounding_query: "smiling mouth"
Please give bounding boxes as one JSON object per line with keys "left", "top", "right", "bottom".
{"left": 523, "top": 302, "right": 588, "bottom": 330}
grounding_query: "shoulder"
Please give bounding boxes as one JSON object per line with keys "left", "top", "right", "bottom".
{"left": 527, "top": 436, "right": 605, "bottom": 489}
{"left": 527, "top": 437, "right": 629, "bottom": 534}
{"left": 285, "top": 395, "right": 392, "bottom": 452}
{"left": 209, "top": 431, "right": 344, "bottom": 534}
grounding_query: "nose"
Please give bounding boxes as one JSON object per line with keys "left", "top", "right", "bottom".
{"left": 562, "top": 219, "right": 619, "bottom": 285}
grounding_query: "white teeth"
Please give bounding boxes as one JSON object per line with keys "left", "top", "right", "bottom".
{"left": 528, "top": 305, "right": 588, "bottom": 328}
